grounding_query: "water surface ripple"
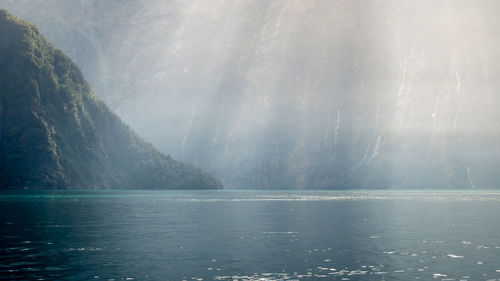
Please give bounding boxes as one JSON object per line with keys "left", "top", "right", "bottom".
{"left": 1, "top": 190, "right": 500, "bottom": 280}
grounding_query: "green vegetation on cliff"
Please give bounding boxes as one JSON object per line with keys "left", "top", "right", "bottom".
{"left": 0, "top": 10, "right": 222, "bottom": 189}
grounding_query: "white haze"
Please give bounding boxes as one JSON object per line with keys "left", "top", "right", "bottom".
{"left": 1, "top": 0, "right": 500, "bottom": 188}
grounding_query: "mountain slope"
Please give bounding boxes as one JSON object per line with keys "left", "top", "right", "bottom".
{"left": 0, "top": 9, "right": 222, "bottom": 189}
{"left": 3, "top": 1, "right": 500, "bottom": 189}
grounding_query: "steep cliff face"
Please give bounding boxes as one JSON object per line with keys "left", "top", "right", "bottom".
{"left": 3, "top": 1, "right": 500, "bottom": 189}
{"left": 0, "top": 10, "right": 222, "bottom": 189}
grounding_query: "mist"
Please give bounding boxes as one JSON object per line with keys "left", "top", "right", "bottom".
{"left": 2, "top": 0, "right": 500, "bottom": 189}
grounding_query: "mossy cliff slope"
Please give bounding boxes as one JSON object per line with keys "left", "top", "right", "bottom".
{"left": 0, "top": 10, "right": 222, "bottom": 189}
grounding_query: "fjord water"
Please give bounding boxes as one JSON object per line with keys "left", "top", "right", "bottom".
{"left": 1, "top": 191, "right": 500, "bottom": 280}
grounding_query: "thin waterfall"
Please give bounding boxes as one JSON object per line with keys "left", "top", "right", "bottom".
{"left": 182, "top": 104, "right": 196, "bottom": 156}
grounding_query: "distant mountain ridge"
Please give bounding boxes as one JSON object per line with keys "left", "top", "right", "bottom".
{"left": 3, "top": 1, "right": 500, "bottom": 189}
{"left": 0, "top": 9, "right": 222, "bottom": 189}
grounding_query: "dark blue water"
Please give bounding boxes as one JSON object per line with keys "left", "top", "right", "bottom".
{"left": 1, "top": 190, "right": 500, "bottom": 280}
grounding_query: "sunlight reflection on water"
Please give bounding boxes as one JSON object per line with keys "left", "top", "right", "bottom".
{"left": 1, "top": 190, "right": 500, "bottom": 280}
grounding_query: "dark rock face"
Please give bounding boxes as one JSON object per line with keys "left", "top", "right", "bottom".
{"left": 2, "top": 2, "right": 500, "bottom": 189}
{"left": 0, "top": 10, "right": 222, "bottom": 189}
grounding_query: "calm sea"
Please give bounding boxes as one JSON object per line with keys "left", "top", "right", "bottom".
{"left": 1, "top": 190, "right": 500, "bottom": 280}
